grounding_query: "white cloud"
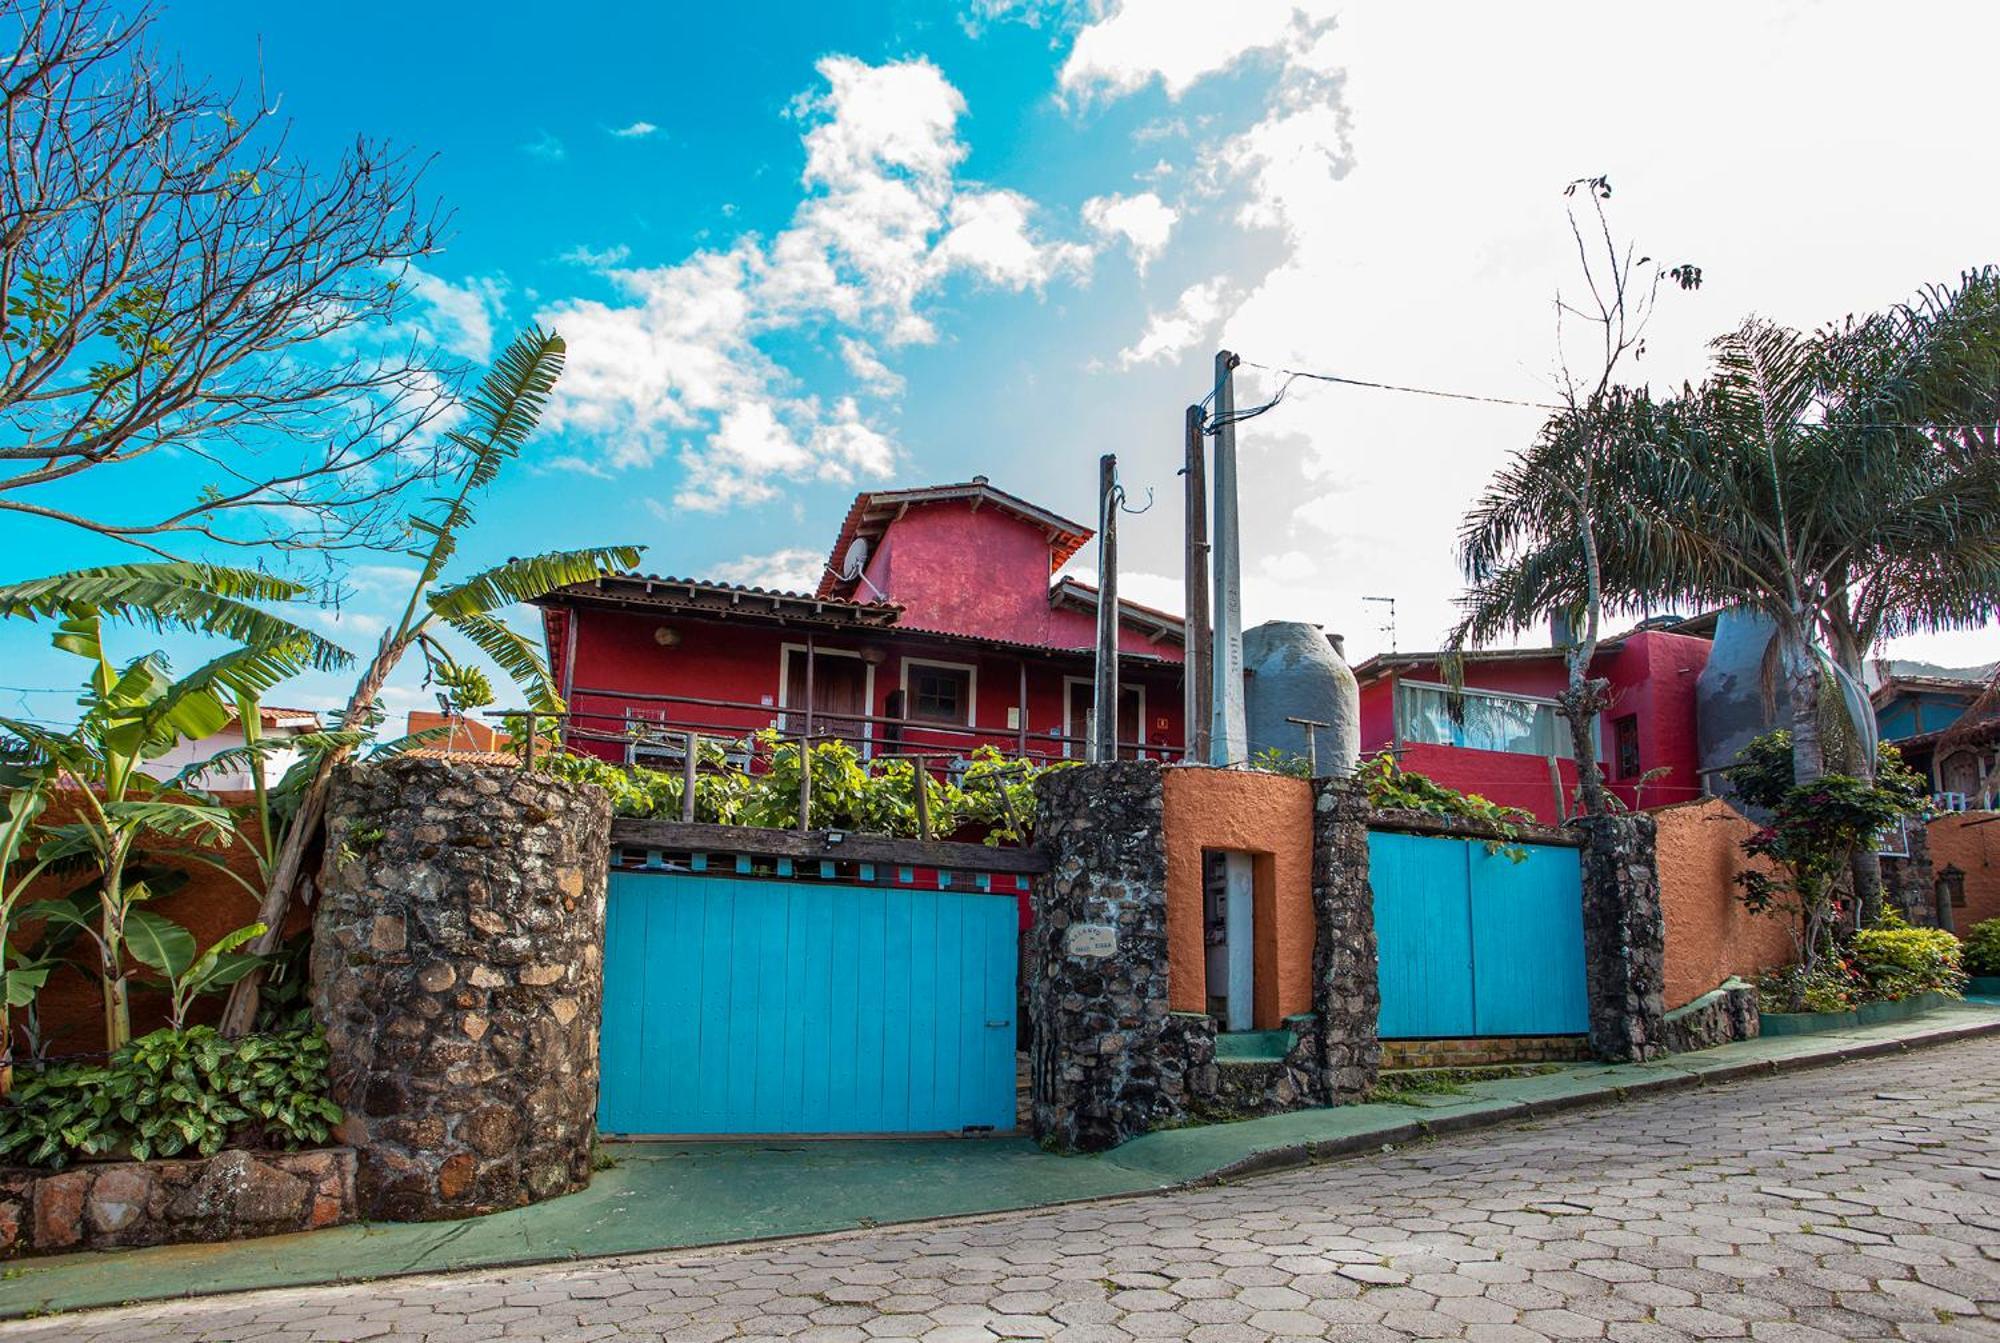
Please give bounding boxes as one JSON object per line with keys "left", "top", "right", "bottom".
{"left": 1083, "top": 191, "right": 1178, "bottom": 272}
{"left": 710, "top": 547, "right": 829, "bottom": 594}
{"left": 838, "top": 336, "right": 905, "bottom": 396}
{"left": 403, "top": 267, "right": 506, "bottom": 362}
{"left": 560, "top": 242, "right": 632, "bottom": 268}
{"left": 312, "top": 608, "right": 386, "bottom": 637}
{"left": 610, "top": 120, "right": 659, "bottom": 139}
{"left": 1059, "top": 0, "right": 1331, "bottom": 101}
{"left": 521, "top": 129, "right": 566, "bottom": 162}
{"left": 1119, "top": 276, "right": 1232, "bottom": 367}
{"left": 537, "top": 55, "right": 1089, "bottom": 510}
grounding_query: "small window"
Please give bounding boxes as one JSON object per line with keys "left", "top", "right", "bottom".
{"left": 1614, "top": 715, "right": 1641, "bottom": 779}
{"left": 910, "top": 666, "right": 970, "bottom": 724}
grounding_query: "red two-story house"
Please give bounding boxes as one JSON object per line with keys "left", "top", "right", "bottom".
{"left": 1353, "top": 624, "right": 1714, "bottom": 824}
{"left": 535, "top": 478, "right": 1189, "bottom": 768}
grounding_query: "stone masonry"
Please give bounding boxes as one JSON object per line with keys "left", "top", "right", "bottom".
{"left": 1028, "top": 762, "right": 1174, "bottom": 1153}
{"left": 1312, "top": 778, "right": 1379, "bottom": 1101}
{"left": 1661, "top": 977, "right": 1761, "bottom": 1054}
{"left": 312, "top": 758, "right": 611, "bottom": 1221}
{"left": 1573, "top": 812, "right": 1669, "bottom": 1063}
{"left": 1030, "top": 764, "right": 1380, "bottom": 1152}
{"left": 0, "top": 1148, "right": 354, "bottom": 1258}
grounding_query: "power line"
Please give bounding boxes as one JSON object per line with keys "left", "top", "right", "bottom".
{"left": 1241, "top": 360, "right": 1565, "bottom": 412}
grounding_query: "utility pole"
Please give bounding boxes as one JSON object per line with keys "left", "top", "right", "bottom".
{"left": 1092, "top": 452, "right": 1120, "bottom": 765}
{"left": 1209, "top": 350, "right": 1247, "bottom": 765}
{"left": 1182, "top": 404, "right": 1212, "bottom": 765}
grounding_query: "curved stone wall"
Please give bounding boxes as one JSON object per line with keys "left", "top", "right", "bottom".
{"left": 311, "top": 759, "right": 610, "bottom": 1221}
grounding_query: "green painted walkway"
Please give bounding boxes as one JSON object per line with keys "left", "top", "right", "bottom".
{"left": 5, "top": 1000, "right": 1998, "bottom": 1320}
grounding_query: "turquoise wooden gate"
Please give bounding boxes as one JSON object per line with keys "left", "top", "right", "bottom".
{"left": 598, "top": 872, "right": 1019, "bottom": 1136}
{"left": 1369, "top": 831, "right": 1589, "bottom": 1038}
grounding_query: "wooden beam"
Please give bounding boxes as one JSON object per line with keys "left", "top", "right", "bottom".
{"left": 610, "top": 819, "right": 1051, "bottom": 873}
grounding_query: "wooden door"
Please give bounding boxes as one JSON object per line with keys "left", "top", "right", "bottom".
{"left": 1066, "top": 682, "right": 1142, "bottom": 758}
{"left": 786, "top": 652, "right": 868, "bottom": 749}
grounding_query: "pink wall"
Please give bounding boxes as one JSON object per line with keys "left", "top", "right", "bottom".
{"left": 865, "top": 499, "right": 1182, "bottom": 660}
{"left": 1356, "top": 631, "right": 1712, "bottom": 823}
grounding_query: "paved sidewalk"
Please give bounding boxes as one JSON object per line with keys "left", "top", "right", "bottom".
{"left": 2, "top": 1001, "right": 1996, "bottom": 1322}
{"left": 6, "top": 1031, "right": 1999, "bottom": 1341}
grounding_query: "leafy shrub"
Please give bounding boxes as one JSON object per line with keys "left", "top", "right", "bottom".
{"left": 1853, "top": 917, "right": 1965, "bottom": 1002}
{"left": 1249, "top": 747, "right": 1312, "bottom": 779}
{"left": 0, "top": 1017, "right": 341, "bottom": 1170}
{"left": 1356, "top": 754, "right": 1532, "bottom": 859}
{"left": 545, "top": 736, "right": 1070, "bottom": 845}
{"left": 1965, "top": 919, "right": 2000, "bottom": 978}
{"left": 1757, "top": 960, "right": 1862, "bottom": 1014}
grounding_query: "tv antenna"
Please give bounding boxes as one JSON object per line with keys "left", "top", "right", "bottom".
{"left": 1364, "top": 595, "right": 1398, "bottom": 654}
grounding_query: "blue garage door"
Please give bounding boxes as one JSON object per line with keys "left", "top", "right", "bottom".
{"left": 599, "top": 872, "right": 1019, "bottom": 1136}
{"left": 1370, "top": 831, "right": 1589, "bottom": 1039}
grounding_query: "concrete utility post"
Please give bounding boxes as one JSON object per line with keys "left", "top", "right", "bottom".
{"left": 1092, "top": 452, "right": 1120, "bottom": 765}
{"left": 1209, "top": 350, "right": 1247, "bottom": 766}
{"left": 1183, "top": 404, "right": 1212, "bottom": 765}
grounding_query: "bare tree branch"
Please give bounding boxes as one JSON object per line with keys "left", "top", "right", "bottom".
{"left": 0, "top": 0, "right": 456, "bottom": 560}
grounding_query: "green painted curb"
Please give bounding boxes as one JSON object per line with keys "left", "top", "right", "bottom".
{"left": 1759, "top": 990, "right": 1955, "bottom": 1037}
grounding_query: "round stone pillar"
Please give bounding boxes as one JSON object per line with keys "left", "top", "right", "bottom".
{"left": 311, "top": 758, "right": 610, "bottom": 1221}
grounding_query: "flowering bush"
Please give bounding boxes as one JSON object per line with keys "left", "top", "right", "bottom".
{"left": 1757, "top": 960, "right": 1861, "bottom": 1014}
{"left": 1851, "top": 918, "right": 1965, "bottom": 1001}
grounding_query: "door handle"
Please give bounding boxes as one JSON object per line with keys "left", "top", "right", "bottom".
{"left": 985, "top": 1019, "right": 1012, "bottom": 1029}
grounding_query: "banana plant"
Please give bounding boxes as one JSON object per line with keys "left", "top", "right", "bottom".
{"left": 218, "top": 327, "right": 645, "bottom": 1034}
{"left": 135, "top": 920, "right": 267, "bottom": 1033}
{"left": 0, "top": 577, "right": 346, "bottom": 1052}
{"left": 0, "top": 763, "right": 61, "bottom": 1093}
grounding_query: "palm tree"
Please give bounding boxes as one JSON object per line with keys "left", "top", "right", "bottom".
{"left": 215, "top": 328, "right": 644, "bottom": 1034}
{"left": 1453, "top": 271, "right": 2000, "bottom": 916}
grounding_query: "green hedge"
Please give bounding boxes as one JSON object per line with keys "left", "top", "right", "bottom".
{"left": 1964, "top": 918, "right": 2000, "bottom": 979}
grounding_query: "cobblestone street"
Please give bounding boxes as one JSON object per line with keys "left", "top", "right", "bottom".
{"left": 9, "top": 1037, "right": 1998, "bottom": 1343}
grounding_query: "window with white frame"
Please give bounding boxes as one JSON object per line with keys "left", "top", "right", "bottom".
{"left": 1395, "top": 680, "right": 1575, "bottom": 759}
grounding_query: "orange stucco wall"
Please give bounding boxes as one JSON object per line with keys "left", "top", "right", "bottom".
{"left": 1655, "top": 797, "right": 1795, "bottom": 1009}
{"left": 1930, "top": 812, "right": 2000, "bottom": 933}
{"left": 1160, "top": 767, "right": 1316, "bottom": 1027}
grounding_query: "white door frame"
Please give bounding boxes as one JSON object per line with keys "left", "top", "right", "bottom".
{"left": 1062, "top": 675, "right": 1147, "bottom": 760}
{"left": 778, "top": 643, "right": 875, "bottom": 755}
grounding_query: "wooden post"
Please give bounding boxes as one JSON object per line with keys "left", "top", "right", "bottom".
{"left": 523, "top": 712, "right": 536, "bottom": 769}
{"left": 1016, "top": 659, "right": 1029, "bottom": 756}
{"left": 681, "top": 731, "right": 698, "bottom": 823}
{"left": 802, "top": 635, "right": 815, "bottom": 744}
{"left": 913, "top": 760, "right": 932, "bottom": 842}
{"left": 1093, "top": 453, "right": 1119, "bottom": 764}
{"left": 797, "top": 733, "right": 812, "bottom": 833}
{"left": 1183, "top": 404, "right": 1212, "bottom": 765}
{"left": 1285, "top": 715, "right": 1330, "bottom": 775}
{"left": 1547, "top": 755, "right": 1568, "bottom": 822}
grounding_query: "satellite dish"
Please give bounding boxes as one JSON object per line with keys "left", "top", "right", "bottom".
{"left": 839, "top": 537, "right": 870, "bottom": 581}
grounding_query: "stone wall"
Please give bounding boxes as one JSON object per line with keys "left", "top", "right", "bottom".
{"left": 1574, "top": 813, "right": 1669, "bottom": 1063}
{"left": 1881, "top": 823, "right": 1936, "bottom": 925}
{"left": 1, "top": 1148, "right": 354, "bottom": 1258}
{"left": 312, "top": 759, "right": 611, "bottom": 1221}
{"left": 1028, "top": 762, "right": 1174, "bottom": 1153}
{"left": 1313, "top": 779, "right": 1380, "bottom": 1101}
{"left": 1028, "top": 764, "right": 1380, "bottom": 1152}
{"left": 1661, "top": 979, "right": 1760, "bottom": 1054}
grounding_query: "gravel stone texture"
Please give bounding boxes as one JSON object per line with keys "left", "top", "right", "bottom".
{"left": 13, "top": 1034, "right": 1998, "bottom": 1341}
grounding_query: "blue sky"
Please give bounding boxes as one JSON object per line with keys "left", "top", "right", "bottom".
{"left": 7, "top": 1, "right": 1999, "bottom": 727}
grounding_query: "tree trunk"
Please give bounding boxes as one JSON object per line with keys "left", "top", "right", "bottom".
{"left": 217, "top": 639, "right": 405, "bottom": 1037}
{"left": 1828, "top": 623, "right": 1885, "bottom": 926}
{"left": 1783, "top": 631, "right": 1826, "bottom": 787}
{"left": 1560, "top": 677, "right": 1612, "bottom": 816}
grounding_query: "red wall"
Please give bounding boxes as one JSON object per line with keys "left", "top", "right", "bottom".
{"left": 564, "top": 607, "right": 1185, "bottom": 765}
{"left": 1356, "top": 631, "right": 1711, "bottom": 822}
